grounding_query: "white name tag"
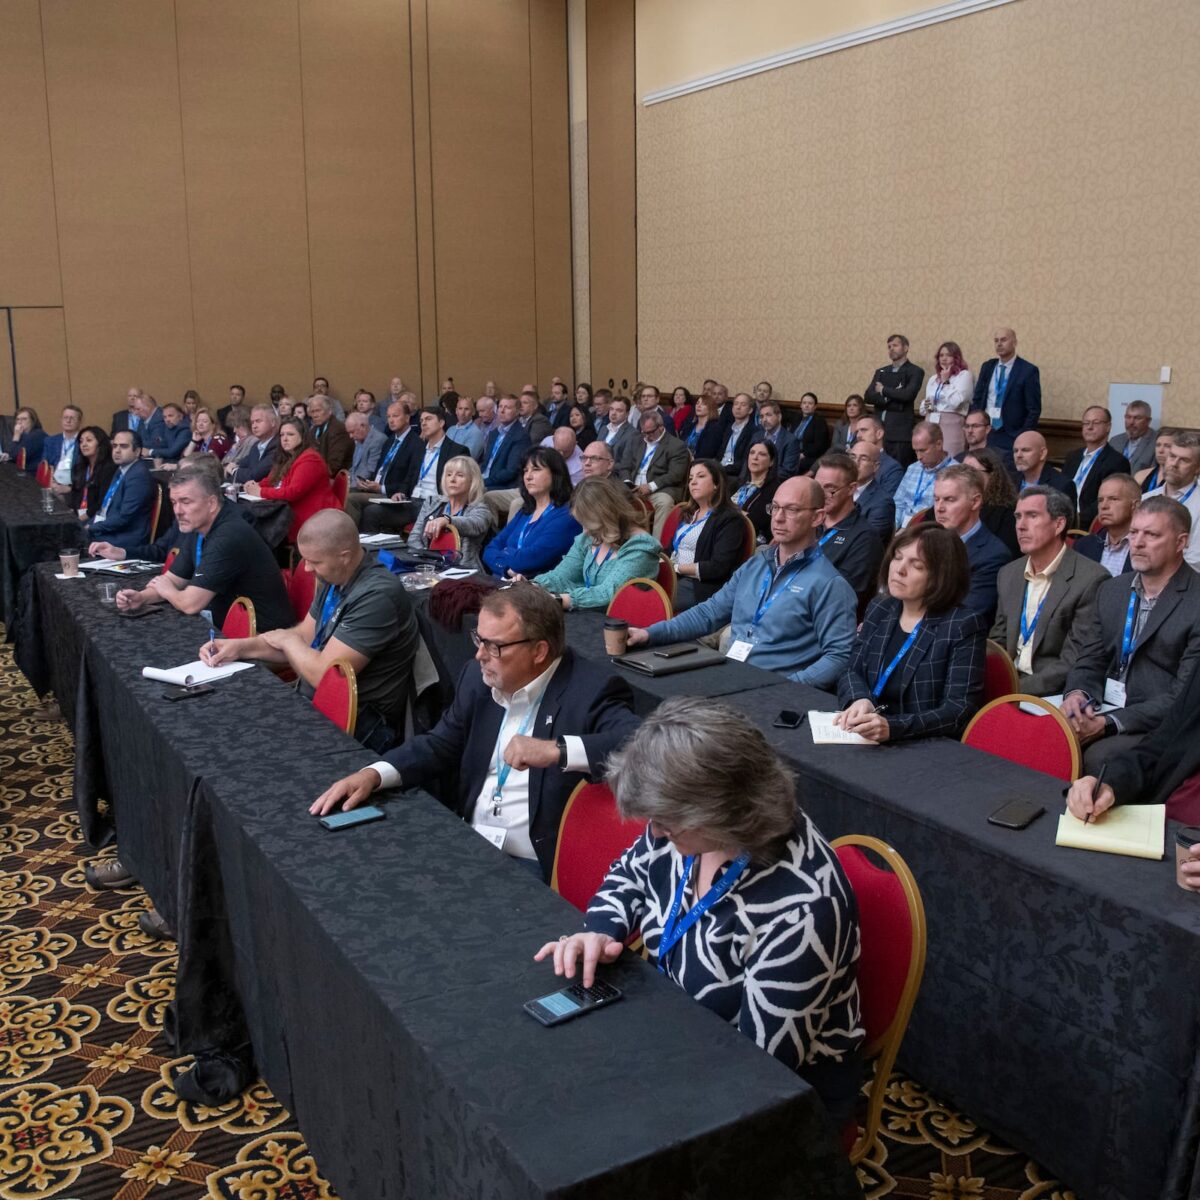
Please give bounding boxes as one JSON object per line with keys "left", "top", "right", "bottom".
{"left": 475, "top": 823, "right": 507, "bottom": 850}
{"left": 726, "top": 640, "right": 754, "bottom": 662}
{"left": 1103, "top": 678, "right": 1127, "bottom": 709}
{"left": 926, "top": 411, "right": 941, "bottom": 424}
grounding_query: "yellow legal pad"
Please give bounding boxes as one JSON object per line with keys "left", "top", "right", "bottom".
{"left": 1055, "top": 805, "right": 1166, "bottom": 861}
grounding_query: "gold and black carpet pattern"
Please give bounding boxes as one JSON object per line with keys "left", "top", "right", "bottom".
{"left": 0, "top": 639, "right": 1073, "bottom": 1199}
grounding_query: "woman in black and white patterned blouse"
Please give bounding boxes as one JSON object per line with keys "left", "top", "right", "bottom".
{"left": 535, "top": 697, "right": 864, "bottom": 1122}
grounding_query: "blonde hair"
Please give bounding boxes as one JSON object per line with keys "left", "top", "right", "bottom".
{"left": 570, "top": 477, "right": 647, "bottom": 546}
{"left": 442, "top": 454, "right": 484, "bottom": 504}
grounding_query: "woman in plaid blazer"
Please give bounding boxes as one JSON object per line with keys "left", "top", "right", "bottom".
{"left": 835, "top": 524, "right": 986, "bottom": 742}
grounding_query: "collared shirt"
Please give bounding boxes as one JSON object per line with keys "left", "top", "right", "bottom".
{"left": 96, "top": 463, "right": 132, "bottom": 520}
{"left": 635, "top": 436, "right": 662, "bottom": 488}
{"left": 722, "top": 420, "right": 748, "bottom": 465}
{"left": 1122, "top": 434, "right": 1147, "bottom": 462}
{"left": 413, "top": 438, "right": 444, "bottom": 500}
{"left": 892, "top": 455, "right": 954, "bottom": 527}
{"left": 987, "top": 357, "right": 1017, "bottom": 411}
{"left": 604, "top": 421, "right": 625, "bottom": 445}
{"left": 1100, "top": 531, "right": 1131, "bottom": 578}
{"left": 449, "top": 421, "right": 485, "bottom": 462}
{"left": 960, "top": 521, "right": 983, "bottom": 544}
{"left": 53, "top": 436, "right": 78, "bottom": 485}
{"left": 1016, "top": 543, "right": 1067, "bottom": 673}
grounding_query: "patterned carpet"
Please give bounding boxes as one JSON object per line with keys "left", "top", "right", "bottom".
{"left": 0, "top": 637, "right": 1074, "bottom": 1200}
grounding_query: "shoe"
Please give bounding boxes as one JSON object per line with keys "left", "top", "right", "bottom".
{"left": 174, "top": 1046, "right": 256, "bottom": 1106}
{"left": 138, "top": 908, "right": 174, "bottom": 941}
{"left": 85, "top": 857, "right": 135, "bottom": 889}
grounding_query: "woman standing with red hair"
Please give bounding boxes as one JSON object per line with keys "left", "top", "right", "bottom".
{"left": 920, "top": 341, "right": 973, "bottom": 457}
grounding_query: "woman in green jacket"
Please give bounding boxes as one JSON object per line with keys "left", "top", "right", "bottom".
{"left": 533, "top": 477, "right": 662, "bottom": 610}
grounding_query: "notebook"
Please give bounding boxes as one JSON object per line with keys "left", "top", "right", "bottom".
{"left": 808, "top": 711, "right": 877, "bottom": 746}
{"left": 141, "top": 661, "right": 255, "bottom": 687}
{"left": 611, "top": 643, "right": 726, "bottom": 676}
{"left": 1055, "top": 805, "right": 1166, "bottom": 860}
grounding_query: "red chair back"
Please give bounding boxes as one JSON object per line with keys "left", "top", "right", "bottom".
{"left": 429, "top": 526, "right": 460, "bottom": 553}
{"left": 221, "top": 596, "right": 257, "bottom": 639}
{"left": 288, "top": 563, "right": 317, "bottom": 623}
{"left": 551, "top": 782, "right": 645, "bottom": 913}
{"left": 15, "top": 447, "right": 26, "bottom": 470}
{"left": 1065, "top": 528, "right": 1087, "bottom": 547}
{"left": 738, "top": 513, "right": 756, "bottom": 562}
{"left": 313, "top": 659, "right": 358, "bottom": 734}
{"left": 962, "top": 694, "right": 1081, "bottom": 781}
{"left": 607, "top": 578, "right": 673, "bottom": 625}
{"left": 161, "top": 546, "right": 180, "bottom": 575}
{"left": 331, "top": 469, "right": 350, "bottom": 508}
{"left": 654, "top": 556, "right": 676, "bottom": 603}
{"left": 659, "top": 503, "right": 686, "bottom": 552}
{"left": 35, "top": 460, "right": 53, "bottom": 487}
{"left": 149, "top": 482, "right": 166, "bottom": 539}
{"left": 1088, "top": 514, "right": 1103, "bottom": 534}
{"left": 906, "top": 507, "right": 930, "bottom": 528}
{"left": 983, "top": 639, "right": 1018, "bottom": 702}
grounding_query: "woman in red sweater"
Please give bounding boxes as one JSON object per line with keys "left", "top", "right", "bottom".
{"left": 244, "top": 417, "right": 339, "bottom": 540}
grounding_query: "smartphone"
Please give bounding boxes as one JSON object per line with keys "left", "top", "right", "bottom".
{"left": 524, "top": 979, "right": 623, "bottom": 1027}
{"left": 987, "top": 799, "right": 1046, "bottom": 830}
{"left": 319, "top": 805, "right": 387, "bottom": 832}
{"left": 162, "top": 684, "right": 215, "bottom": 701}
{"left": 773, "top": 709, "right": 806, "bottom": 729}
{"left": 653, "top": 645, "right": 698, "bottom": 659}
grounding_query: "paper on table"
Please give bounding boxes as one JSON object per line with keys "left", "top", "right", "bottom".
{"left": 1022, "top": 693, "right": 1117, "bottom": 717}
{"left": 237, "top": 493, "right": 267, "bottom": 503}
{"left": 141, "top": 660, "right": 255, "bottom": 687}
{"left": 1055, "top": 805, "right": 1166, "bottom": 860}
{"left": 366, "top": 497, "right": 407, "bottom": 505}
{"left": 808, "top": 711, "right": 877, "bottom": 746}
{"left": 54, "top": 573, "right": 86, "bottom": 580}
{"left": 359, "top": 533, "right": 406, "bottom": 545}
{"left": 438, "top": 568, "right": 477, "bottom": 579}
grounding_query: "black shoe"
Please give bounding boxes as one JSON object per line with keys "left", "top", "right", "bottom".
{"left": 137, "top": 908, "right": 174, "bottom": 941}
{"left": 85, "top": 857, "right": 135, "bottom": 889}
{"left": 173, "top": 1046, "right": 256, "bottom": 1106}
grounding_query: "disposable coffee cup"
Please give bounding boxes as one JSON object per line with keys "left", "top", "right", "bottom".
{"left": 603, "top": 617, "right": 629, "bottom": 656}
{"left": 60, "top": 552, "right": 80, "bottom": 577}
{"left": 1176, "top": 826, "right": 1200, "bottom": 892}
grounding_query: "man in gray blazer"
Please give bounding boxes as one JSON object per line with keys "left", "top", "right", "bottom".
{"left": 600, "top": 396, "right": 638, "bottom": 468}
{"left": 990, "top": 487, "right": 1108, "bottom": 696}
{"left": 616, "top": 409, "right": 689, "bottom": 537}
{"left": 1060, "top": 495, "right": 1200, "bottom": 772}
{"left": 1108, "top": 400, "right": 1157, "bottom": 474}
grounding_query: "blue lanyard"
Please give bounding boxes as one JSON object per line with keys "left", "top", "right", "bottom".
{"left": 485, "top": 427, "right": 508, "bottom": 472}
{"left": 913, "top": 467, "right": 935, "bottom": 505}
{"left": 583, "top": 545, "right": 610, "bottom": 587}
{"left": 1119, "top": 589, "right": 1138, "bottom": 674}
{"left": 687, "top": 426, "right": 701, "bottom": 450}
{"left": 1145, "top": 466, "right": 1160, "bottom": 491}
{"left": 752, "top": 551, "right": 809, "bottom": 626}
{"left": 516, "top": 508, "right": 549, "bottom": 550}
{"left": 1073, "top": 447, "right": 1101, "bottom": 489}
{"left": 872, "top": 620, "right": 922, "bottom": 698}
{"left": 933, "top": 381, "right": 944, "bottom": 406}
{"left": 817, "top": 527, "right": 838, "bottom": 548}
{"left": 1179, "top": 482, "right": 1198, "bottom": 504}
{"left": 377, "top": 437, "right": 402, "bottom": 479}
{"left": 1018, "top": 582, "right": 1049, "bottom": 646}
{"left": 671, "top": 511, "right": 710, "bottom": 553}
{"left": 100, "top": 471, "right": 123, "bottom": 512}
{"left": 492, "top": 704, "right": 540, "bottom": 803}
{"left": 195, "top": 533, "right": 205, "bottom": 571}
{"left": 418, "top": 447, "right": 439, "bottom": 483}
{"left": 796, "top": 415, "right": 813, "bottom": 437}
{"left": 734, "top": 483, "right": 758, "bottom": 507}
{"left": 658, "top": 852, "right": 751, "bottom": 973}
{"left": 311, "top": 584, "right": 342, "bottom": 649}
{"left": 637, "top": 444, "right": 656, "bottom": 476}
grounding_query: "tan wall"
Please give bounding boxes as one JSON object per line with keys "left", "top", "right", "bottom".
{"left": 0, "top": 0, "right": 572, "bottom": 429}
{"left": 636, "top": 0, "right": 1200, "bottom": 425}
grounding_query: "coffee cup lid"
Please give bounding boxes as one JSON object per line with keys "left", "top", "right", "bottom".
{"left": 604, "top": 616, "right": 628, "bottom": 629}
{"left": 1176, "top": 826, "right": 1200, "bottom": 849}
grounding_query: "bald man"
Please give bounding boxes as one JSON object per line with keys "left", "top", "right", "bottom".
{"left": 625, "top": 476, "right": 857, "bottom": 685}
{"left": 201, "top": 509, "right": 420, "bottom": 752}
{"left": 1012, "top": 431, "right": 1069, "bottom": 495}
{"left": 969, "top": 327, "right": 1041, "bottom": 468}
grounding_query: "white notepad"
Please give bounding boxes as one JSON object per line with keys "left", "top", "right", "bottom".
{"left": 141, "top": 661, "right": 255, "bottom": 687}
{"left": 808, "top": 711, "right": 877, "bottom": 746}
{"left": 1055, "top": 805, "right": 1166, "bottom": 861}
{"left": 1022, "top": 694, "right": 1117, "bottom": 717}
{"left": 366, "top": 497, "right": 407, "bottom": 505}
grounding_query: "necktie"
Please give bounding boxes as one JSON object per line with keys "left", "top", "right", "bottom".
{"left": 992, "top": 365, "right": 1008, "bottom": 430}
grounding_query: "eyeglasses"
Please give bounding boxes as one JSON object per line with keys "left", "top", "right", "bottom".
{"left": 765, "top": 503, "right": 820, "bottom": 518}
{"left": 470, "top": 631, "right": 534, "bottom": 658}
{"left": 581, "top": 454, "right": 610, "bottom": 463}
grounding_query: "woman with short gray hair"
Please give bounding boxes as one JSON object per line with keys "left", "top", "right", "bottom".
{"left": 534, "top": 696, "right": 864, "bottom": 1122}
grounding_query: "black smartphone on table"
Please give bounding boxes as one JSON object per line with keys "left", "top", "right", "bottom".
{"left": 161, "top": 684, "right": 215, "bottom": 701}
{"left": 987, "top": 799, "right": 1046, "bottom": 830}
{"left": 524, "top": 979, "right": 623, "bottom": 1027}
{"left": 773, "top": 710, "right": 806, "bottom": 729}
{"left": 653, "top": 645, "right": 697, "bottom": 659}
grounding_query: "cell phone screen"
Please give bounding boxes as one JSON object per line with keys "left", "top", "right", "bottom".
{"left": 773, "top": 710, "right": 803, "bottom": 728}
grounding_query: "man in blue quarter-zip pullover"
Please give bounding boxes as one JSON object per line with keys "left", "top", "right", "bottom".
{"left": 625, "top": 476, "right": 857, "bottom": 686}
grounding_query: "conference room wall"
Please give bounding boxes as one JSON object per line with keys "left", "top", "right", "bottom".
{"left": 635, "top": 0, "right": 1200, "bottom": 425}
{"left": 0, "top": 0, "right": 572, "bottom": 429}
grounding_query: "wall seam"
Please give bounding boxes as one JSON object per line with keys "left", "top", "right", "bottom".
{"left": 422, "top": 0, "right": 438, "bottom": 394}
{"left": 171, "top": 0, "right": 200, "bottom": 389}
{"left": 526, "top": 0, "right": 540, "bottom": 383}
{"left": 406, "top": 0, "right": 423, "bottom": 388}
{"left": 295, "top": 0, "right": 317, "bottom": 385}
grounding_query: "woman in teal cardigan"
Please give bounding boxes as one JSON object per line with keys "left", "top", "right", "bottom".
{"left": 533, "top": 477, "right": 662, "bottom": 610}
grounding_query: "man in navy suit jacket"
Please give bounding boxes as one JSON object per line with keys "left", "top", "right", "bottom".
{"left": 849, "top": 441, "right": 898, "bottom": 541}
{"left": 87, "top": 430, "right": 157, "bottom": 550}
{"left": 482, "top": 395, "right": 533, "bottom": 489}
{"left": 309, "top": 583, "right": 640, "bottom": 882}
{"left": 43, "top": 405, "right": 84, "bottom": 493}
{"left": 132, "top": 394, "right": 169, "bottom": 458}
{"left": 752, "top": 400, "right": 799, "bottom": 477}
{"left": 1062, "top": 406, "right": 1131, "bottom": 530}
{"left": 852, "top": 416, "right": 904, "bottom": 497}
{"left": 970, "top": 328, "right": 1041, "bottom": 468}
{"left": 934, "top": 464, "right": 1012, "bottom": 625}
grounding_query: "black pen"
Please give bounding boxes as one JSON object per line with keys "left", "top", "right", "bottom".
{"left": 1085, "top": 763, "right": 1108, "bottom": 825}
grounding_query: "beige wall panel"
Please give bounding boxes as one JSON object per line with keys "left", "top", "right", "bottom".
{"left": 637, "top": 0, "right": 1200, "bottom": 425}
{"left": 567, "top": 0, "right": 591, "bottom": 382}
{"left": 408, "top": 0, "right": 438, "bottom": 401}
{"left": 299, "top": 0, "right": 421, "bottom": 401}
{"left": 40, "top": 0, "right": 195, "bottom": 414}
{"left": 0, "top": 2, "right": 62, "bottom": 307}
{"left": 529, "top": 0, "right": 575, "bottom": 385}
{"left": 587, "top": 0, "right": 637, "bottom": 392}
{"left": 11, "top": 309, "right": 73, "bottom": 422}
{"left": 176, "top": 0, "right": 312, "bottom": 404}
{"left": 425, "top": 0, "right": 538, "bottom": 397}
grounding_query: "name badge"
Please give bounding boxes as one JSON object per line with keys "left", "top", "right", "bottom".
{"left": 927, "top": 411, "right": 941, "bottom": 424}
{"left": 726, "top": 639, "right": 754, "bottom": 662}
{"left": 77, "top": 507, "right": 88, "bottom": 520}
{"left": 1103, "top": 678, "right": 1127, "bottom": 709}
{"left": 475, "top": 823, "right": 507, "bottom": 850}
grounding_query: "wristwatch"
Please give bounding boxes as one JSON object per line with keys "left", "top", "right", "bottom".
{"left": 1102, "top": 715, "right": 1117, "bottom": 738}
{"left": 556, "top": 737, "right": 568, "bottom": 768}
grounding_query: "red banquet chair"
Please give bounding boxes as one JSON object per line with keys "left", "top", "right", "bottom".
{"left": 1065, "top": 528, "right": 1087, "bottom": 547}
{"left": 654, "top": 555, "right": 676, "bottom": 605}
{"left": 607, "top": 578, "right": 673, "bottom": 625}
{"left": 658, "top": 502, "right": 686, "bottom": 552}
{"left": 313, "top": 659, "right": 358, "bottom": 734}
{"left": 15, "top": 448, "right": 27, "bottom": 471}
{"left": 961, "top": 693, "right": 1082, "bottom": 781}
{"left": 287, "top": 563, "right": 317, "bottom": 624}
{"left": 551, "top": 781, "right": 646, "bottom": 914}
{"left": 331, "top": 469, "right": 350, "bottom": 509}
{"left": 35, "top": 459, "right": 53, "bottom": 487}
{"left": 429, "top": 525, "right": 461, "bottom": 554}
{"left": 738, "top": 512, "right": 757, "bottom": 563}
{"left": 906, "top": 507, "right": 930, "bottom": 528}
{"left": 832, "top": 835, "right": 927, "bottom": 1165}
{"left": 221, "top": 596, "right": 256, "bottom": 639}
{"left": 983, "top": 639, "right": 1019, "bottom": 703}
{"left": 161, "top": 546, "right": 180, "bottom": 575}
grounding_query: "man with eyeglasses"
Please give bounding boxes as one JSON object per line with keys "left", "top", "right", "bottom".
{"left": 580, "top": 440, "right": 615, "bottom": 479}
{"left": 86, "top": 430, "right": 157, "bottom": 550}
{"left": 625, "top": 476, "right": 857, "bottom": 685}
{"left": 311, "top": 583, "right": 639, "bottom": 882}
{"left": 1062, "top": 406, "right": 1130, "bottom": 530}
{"left": 812, "top": 453, "right": 885, "bottom": 609}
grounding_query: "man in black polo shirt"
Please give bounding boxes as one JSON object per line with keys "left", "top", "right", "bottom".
{"left": 813, "top": 451, "right": 885, "bottom": 611}
{"left": 200, "top": 509, "right": 419, "bottom": 751}
{"left": 114, "top": 468, "right": 291, "bottom": 631}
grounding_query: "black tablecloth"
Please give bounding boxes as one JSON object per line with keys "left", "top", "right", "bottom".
{"left": 0, "top": 464, "right": 85, "bottom": 631}
{"left": 723, "top": 682, "right": 1200, "bottom": 1200}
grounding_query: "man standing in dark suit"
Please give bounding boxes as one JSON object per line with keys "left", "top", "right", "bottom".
{"left": 865, "top": 333, "right": 925, "bottom": 467}
{"left": 1061, "top": 406, "right": 1131, "bottom": 530}
{"left": 969, "top": 327, "right": 1041, "bottom": 469}
{"left": 309, "top": 583, "right": 640, "bottom": 882}
{"left": 308, "top": 393, "right": 353, "bottom": 477}
{"left": 1060, "top": 496, "right": 1200, "bottom": 773}
{"left": 934, "top": 465, "right": 1011, "bottom": 625}
{"left": 1073, "top": 474, "right": 1139, "bottom": 577}
{"left": 990, "top": 487, "right": 1108, "bottom": 696}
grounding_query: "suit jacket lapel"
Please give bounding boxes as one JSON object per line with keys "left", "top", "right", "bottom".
{"left": 1030, "top": 555, "right": 1074, "bottom": 656}
{"left": 898, "top": 617, "right": 936, "bottom": 692}
{"left": 1134, "top": 571, "right": 1188, "bottom": 655}
{"left": 526, "top": 654, "right": 571, "bottom": 829}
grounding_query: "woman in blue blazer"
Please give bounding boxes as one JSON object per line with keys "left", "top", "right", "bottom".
{"left": 2, "top": 407, "right": 47, "bottom": 473}
{"left": 835, "top": 523, "right": 985, "bottom": 742}
{"left": 482, "top": 446, "right": 581, "bottom": 578}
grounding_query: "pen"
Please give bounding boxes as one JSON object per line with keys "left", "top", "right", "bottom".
{"left": 1085, "top": 763, "right": 1107, "bottom": 825}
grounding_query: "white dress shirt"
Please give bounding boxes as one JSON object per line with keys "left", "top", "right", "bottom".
{"left": 53, "top": 437, "right": 78, "bottom": 485}
{"left": 413, "top": 438, "right": 443, "bottom": 500}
